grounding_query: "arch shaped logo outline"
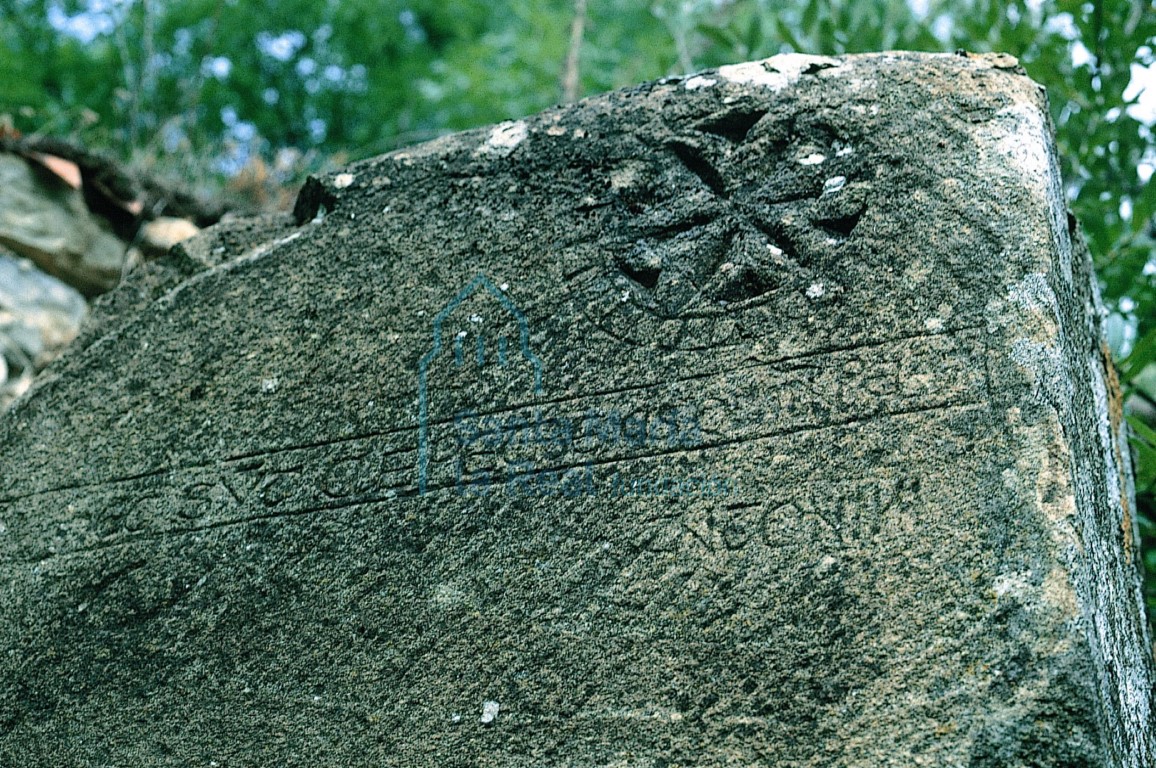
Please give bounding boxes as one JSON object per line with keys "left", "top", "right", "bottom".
{"left": 417, "top": 274, "right": 544, "bottom": 494}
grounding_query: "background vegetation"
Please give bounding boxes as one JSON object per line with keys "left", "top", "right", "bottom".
{"left": 2, "top": 0, "right": 1155, "bottom": 626}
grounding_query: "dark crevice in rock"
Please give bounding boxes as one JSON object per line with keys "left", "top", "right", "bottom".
{"left": 747, "top": 218, "right": 809, "bottom": 267}
{"left": 292, "top": 175, "right": 339, "bottom": 225}
{"left": 799, "top": 60, "right": 837, "bottom": 75}
{"left": 638, "top": 209, "right": 718, "bottom": 239}
{"left": 616, "top": 256, "right": 662, "bottom": 290}
{"left": 696, "top": 110, "right": 767, "bottom": 144}
{"left": 667, "top": 140, "right": 728, "bottom": 197}
{"left": 816, "top": 205, "right": 866, "bottom": 238}
{"left": 714, "top": 263, "right": 776, "bottom": 303}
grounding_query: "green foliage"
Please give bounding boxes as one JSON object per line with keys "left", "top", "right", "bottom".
{"left": 1, "top": 0, "right": 1154, "bottom": 624}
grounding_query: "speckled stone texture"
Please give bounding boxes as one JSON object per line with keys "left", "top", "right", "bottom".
{"left": 0, "top": 52, "right": 1152, "bottom": 766}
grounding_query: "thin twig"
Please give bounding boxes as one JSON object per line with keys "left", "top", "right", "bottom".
{"left": 562, "top": 0, "right": 588, "bottom": 103}
{"left": 142, "top": 0, "right": 156, "bottom": 138}
{"left": 112, "top": 2, "right": 139, "bottom": 149}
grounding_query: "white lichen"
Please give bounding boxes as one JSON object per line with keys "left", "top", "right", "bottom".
{"left": 476, "top": 120, "right": 528, "bottom": 157}
{"left": 1003, "top": 273, "right": 1073, "bottom": 416}
{"left": 822, "top": 175, "right": 846, "bottom": 195}
{"left": 993, "top": 570, "right": 1033, "bottom": 601}
{"left": 717, "top": 54, "right": 840, "bottom": 91}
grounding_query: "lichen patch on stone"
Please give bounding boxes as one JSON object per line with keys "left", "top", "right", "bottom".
{"left": 716, "top": 53, "right": 840, "bottom": 91}
{"left": 475, "top": 120, "right": 528, "bottom": 157}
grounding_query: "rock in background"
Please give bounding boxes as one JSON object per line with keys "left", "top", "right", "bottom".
{"left": 0, "top": 53, "right": 1153, "bottom": 766}
{"left": 0, "top": 152, "right": 127, "bottom": 294}
{"left": 0, "top": 136, "right": 224, "bottom": 408}
{"left": 0, "top": 247, "right": 87, "bottom": 404}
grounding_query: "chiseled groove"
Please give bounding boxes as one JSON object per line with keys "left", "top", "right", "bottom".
{"left": 0, "top": 324, "right": 985, "bottom": 504}
{"left": 7, "top": 398, "right": 986, "bottom": 564}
